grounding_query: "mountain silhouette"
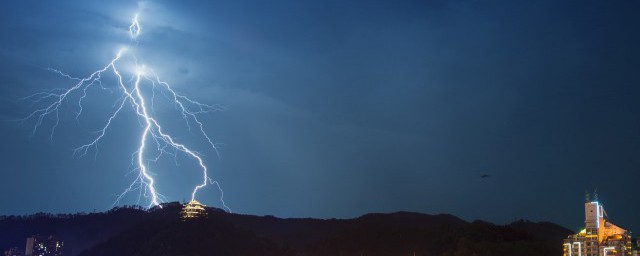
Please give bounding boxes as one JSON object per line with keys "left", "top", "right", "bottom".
{"left": 0, "top": 202, "right": 572, "bottom": 256}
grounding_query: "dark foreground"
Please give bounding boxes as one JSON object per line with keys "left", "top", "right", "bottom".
{"left": 0, "top": 202, "right": 571, "bottom": 256}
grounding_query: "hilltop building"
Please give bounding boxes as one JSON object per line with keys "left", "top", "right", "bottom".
{"left": 24, "top": 235, "right": 63, "bottom": 256}
{"left": 563, "top": 193, "right": 632, "bottom": 256}
{"left": 180, "top": 200, "right": 207, "bottom": 219}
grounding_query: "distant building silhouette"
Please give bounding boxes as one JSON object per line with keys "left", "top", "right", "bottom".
{"left": 180, "top": 200, "right": 207, "bottom": 220}
{"left": 3, "top": 247, "right": 24, "bottom": 256}
{"left": 563, "top": 193, "right": 633, "bottom": 256}
{"left": 24, "top": 235, "right": 63, "bottom": 256}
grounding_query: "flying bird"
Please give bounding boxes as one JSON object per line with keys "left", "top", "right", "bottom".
{"left": 480, "top": 174, "right": 490, "bottom": 179}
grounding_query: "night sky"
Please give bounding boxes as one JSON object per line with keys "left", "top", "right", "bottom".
{"left": 1, "top": 0, "right": 639, "bottom": 233}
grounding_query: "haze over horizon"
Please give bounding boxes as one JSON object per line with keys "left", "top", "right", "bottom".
{"left": 1, "top": 0, "right": 639, "bottom": 234}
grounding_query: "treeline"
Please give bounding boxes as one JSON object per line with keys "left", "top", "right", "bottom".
{"left": 0, "top": 205, "right": 147, "bottom": 221}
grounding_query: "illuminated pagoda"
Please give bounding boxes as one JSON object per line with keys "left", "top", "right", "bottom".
{"left": 563, "top": 192, "right": 632, "bottom": 256}
{"left": 180, "top": 200, "right": 208, "bottom": 220}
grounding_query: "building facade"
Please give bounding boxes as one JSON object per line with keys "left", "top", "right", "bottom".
{"left": 563, "top": 196, "right": 632, "bottom": 256}
{"left": 24, "top": 235, "right": 63, "bottom": 256}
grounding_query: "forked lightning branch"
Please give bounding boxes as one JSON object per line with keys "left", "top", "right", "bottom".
{"left": 19, "top": 13, "right": 230, "bottom": 212}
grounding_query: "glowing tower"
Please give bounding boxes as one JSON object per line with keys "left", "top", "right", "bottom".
{"left": 563, "top": 192, "right": 632, "bottom": 256}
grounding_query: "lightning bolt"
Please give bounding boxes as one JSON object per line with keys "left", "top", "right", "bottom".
{"left": 19, "top": 13, "right": 230, "bottom": 212}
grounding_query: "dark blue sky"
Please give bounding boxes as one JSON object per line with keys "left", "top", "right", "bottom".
{"left": 1, "top": 0, "right": 639, "bottom": 232}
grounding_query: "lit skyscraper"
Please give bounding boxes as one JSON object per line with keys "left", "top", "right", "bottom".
{"left": 563, "top": 193, "right": 632, "bottom": 256}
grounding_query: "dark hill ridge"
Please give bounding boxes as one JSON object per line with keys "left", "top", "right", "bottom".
{"left": 0, "top": 202, "right": 572, "bottom": 256}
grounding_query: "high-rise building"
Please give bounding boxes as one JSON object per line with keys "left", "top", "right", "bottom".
{"left": 24, "top": 235, "right": 63, "bottom": 256}
{"left": 180, "top": 200, "right": 207, "bottom": 219}
{"left": 563, "top": 194, "right": 632, "bottom": 256}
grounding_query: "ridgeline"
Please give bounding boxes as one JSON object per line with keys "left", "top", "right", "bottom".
{"left": 0, "top": 202, "right": 571, "bottom": 256}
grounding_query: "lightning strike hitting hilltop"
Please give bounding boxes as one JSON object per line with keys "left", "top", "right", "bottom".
{"left": 19, "top": 13, "right": 230, "bottom": 212}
